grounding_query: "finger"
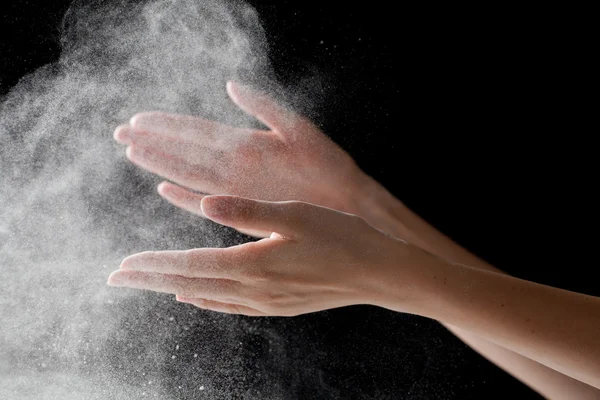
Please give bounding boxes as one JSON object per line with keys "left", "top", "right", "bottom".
{"left": 129, "top": 111, "right": 251, "bottom": 142}
{"left": 200, "top": 195, "right": 309, "bottom": 238}
{"left": 157, "top": 182, "right": 272, "bottom": 238}
{"left": 176, "top": 296, "right": 267, "bottom": 316}
{"left": 226, "top": 81, "right": 305, "bottom": 137}
{"left": 116, "top": 127, "right": 227, "bottom": 164}
{"left": 118, "top": 249, "right": 244, "bottom": 279}
{"left": 114, "top": 124, "right": 135, "bottom": 145}
{"left": 107, "top": 270, "right": 242, "bottom": 301}
{"left": 126, "top": 145, "right": 221, "bottom": 193}
{"left": 158, "top": 181, "right": 208, "bottom": 217}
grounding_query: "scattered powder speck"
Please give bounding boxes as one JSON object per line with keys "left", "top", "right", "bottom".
{"left": 0, "top": 0, "right": 284, "bottom": 398}
{"left": 0, "top": 1, "right": 454, "bottom": 399}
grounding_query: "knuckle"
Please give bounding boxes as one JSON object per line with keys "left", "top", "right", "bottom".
{"left": 350, "top": 214, "right": 373, "bottom": 233}
{"left": 223, "top": 246, "right": 244, "bottom": 264}
{"left": 348, "top": 213, "right": 366, "bottom": 225}
{"left": 243, "top": 244, "right": 265, "bottom": 265}
{"left": 182, "top": 250, "right": 197, "bottom": 275}
{"left": 236, "top": 243, "right": 270, "bottom": 267}
{"left": 219, "top": 248, "right": 245, "bottom": 278}
{"left": 283, "top": 201, "right": 312, "bottom": 228}
{"left": 237, "top": 263, "right": 262, "bottom": 281}
{"left": 242, "top": 266, "right": 273, "bottom": 282}
{"left": 291, "top": 201, "right": 312, "bottom": 217}
{"left": 247, "top": 290, "right": 270, "bottom": 304}
{"left": 248, "top": 290, "right": 282, "bottom": 307}
{"left": 289, "top": 200, "right": 309, "bottom": 210}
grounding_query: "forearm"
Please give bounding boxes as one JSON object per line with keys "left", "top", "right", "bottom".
{"left": 448, "top": 325, "right": 600, "bottom": 400}
{"left": 355, "top": 175, "right": 600, "bottom": 397}
{"left": 376, "top": 249, "right": 600, "bottom": 388}
{"left": 354, "top": 175, "right": 497, "bottom": 268}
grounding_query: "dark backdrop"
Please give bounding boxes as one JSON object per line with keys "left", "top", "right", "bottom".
{"left": 1, "top": 1, "right": 596, "bottom": 399}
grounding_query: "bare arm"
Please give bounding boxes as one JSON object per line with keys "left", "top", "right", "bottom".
{"left": 373, "top": 236, "right": 600, "bottom": 389}
{"left": 113, "top": 82, "right": 599, "bottom": 398}
{"left": 450, "top": 325, "right": 600, "bottom": 400}
{"left": 107, "top": 195, "right": 600, "bottom": 393}
{"left": 355, "top": 177, "right": 600, "bottom": 399}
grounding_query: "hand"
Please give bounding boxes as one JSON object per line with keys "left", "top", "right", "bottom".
{"left": 107, "top": 196, "right": 414, "bottom": 317}
{"left": 114, "top": 82, "right": 367, "bottom": 237}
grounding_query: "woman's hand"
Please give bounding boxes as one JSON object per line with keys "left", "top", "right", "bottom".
{"left": 114, "top": 82, "right": 368, "bottom": 237}
{"left": 107, "top": 196, "right": 417, "bottom": 317}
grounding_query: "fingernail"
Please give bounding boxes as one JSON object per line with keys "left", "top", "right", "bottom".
{"left": 114, "top": 130, "right": 130, "bottom": 143}
{"left": 107, "top": 271, "right": 126, "bottom": 287}
{"left": 157, "top": 182, "right": 169, "bottom": 193}
{"left": 157, "top": 181, "right": 176, "bottom": 196}
{"left": 129, "top": 115, "right": 140, "bottom": 127}
{"left": 226, "top": 81, "right": 254, "bottom": 99}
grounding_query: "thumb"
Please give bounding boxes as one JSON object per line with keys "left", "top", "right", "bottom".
{"left": 226, "top": 81, "right": 302, "bottom": 136}
{"left": 200, "top": 195, "right": 306, "bottom": 238}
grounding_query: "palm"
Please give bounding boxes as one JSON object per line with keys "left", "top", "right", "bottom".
{"left": 115, "top": 82, "right": 361, "bottom": 236}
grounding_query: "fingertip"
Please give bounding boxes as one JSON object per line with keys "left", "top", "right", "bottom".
{"left": 200, "top": 196, "right": 215, "bottom": 218}
{"left": 129, "top": 111, "right": 157, "bottom": 128}
{"left": 157, "top": 182, "right": 184, "bottom": 201}
{"left": 226, "top": 80, "right": 235, "bottom": 92}
{"left": 107, "top": 270, "right": 124, "bottom": 286}
{"left": 226, "top": 80, "right": 242, "bottom": 91}
{"left": 226, "top": 81, "right": 256, "bottom": 103}
{"left": 121, "top": 249, "right": 154, "bottom": 269}
{"left": 113, "top": 125, "right": 131, "bottom": 143}
{"left": 157, "top": 181, "right": 196, "bottom": 199}
{"left": 118, "top": 254, "right": 134, "bottom": 270}
{"left": 157, "top": 181, "right": 171, "bottom": 196}
{"left": 226, "top": 80, "right": 241, "bottom": 102}
{"left": 125, "top": 146, "right": 136, "bottom": 161}
{"left": 129, "top": 113, "right": 143, "bottom": 127}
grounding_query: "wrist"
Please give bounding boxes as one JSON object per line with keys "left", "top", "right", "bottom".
{"left": 365, "top": 241, "right": 448, "bottom": 318}
{"left": 347, "top": 172, "right": 484, "bottom": 267}
{"left": 347, "top": 171, "right": 417, "bottom": 240}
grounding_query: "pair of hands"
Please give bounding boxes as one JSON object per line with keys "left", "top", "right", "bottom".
{"left": 108, "top": 82, "right": 415, "bottom": 317}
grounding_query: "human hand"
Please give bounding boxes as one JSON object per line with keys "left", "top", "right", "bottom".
{"left": 107, "top": 196, "right": 417, "bottom": 317}
{"left": 114, "top": 82, "right": 368, "bottom": 237}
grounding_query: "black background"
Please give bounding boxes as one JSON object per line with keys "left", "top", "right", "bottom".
{"left": 1, "top": 1, "right": 596, "bottom": 399}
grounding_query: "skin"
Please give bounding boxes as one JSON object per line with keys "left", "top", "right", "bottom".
{"left": 109, "top": 82, "right": 600, "bottom": 397}
{"left": 114, "top": 81, "right": 362, "bottom": 237}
